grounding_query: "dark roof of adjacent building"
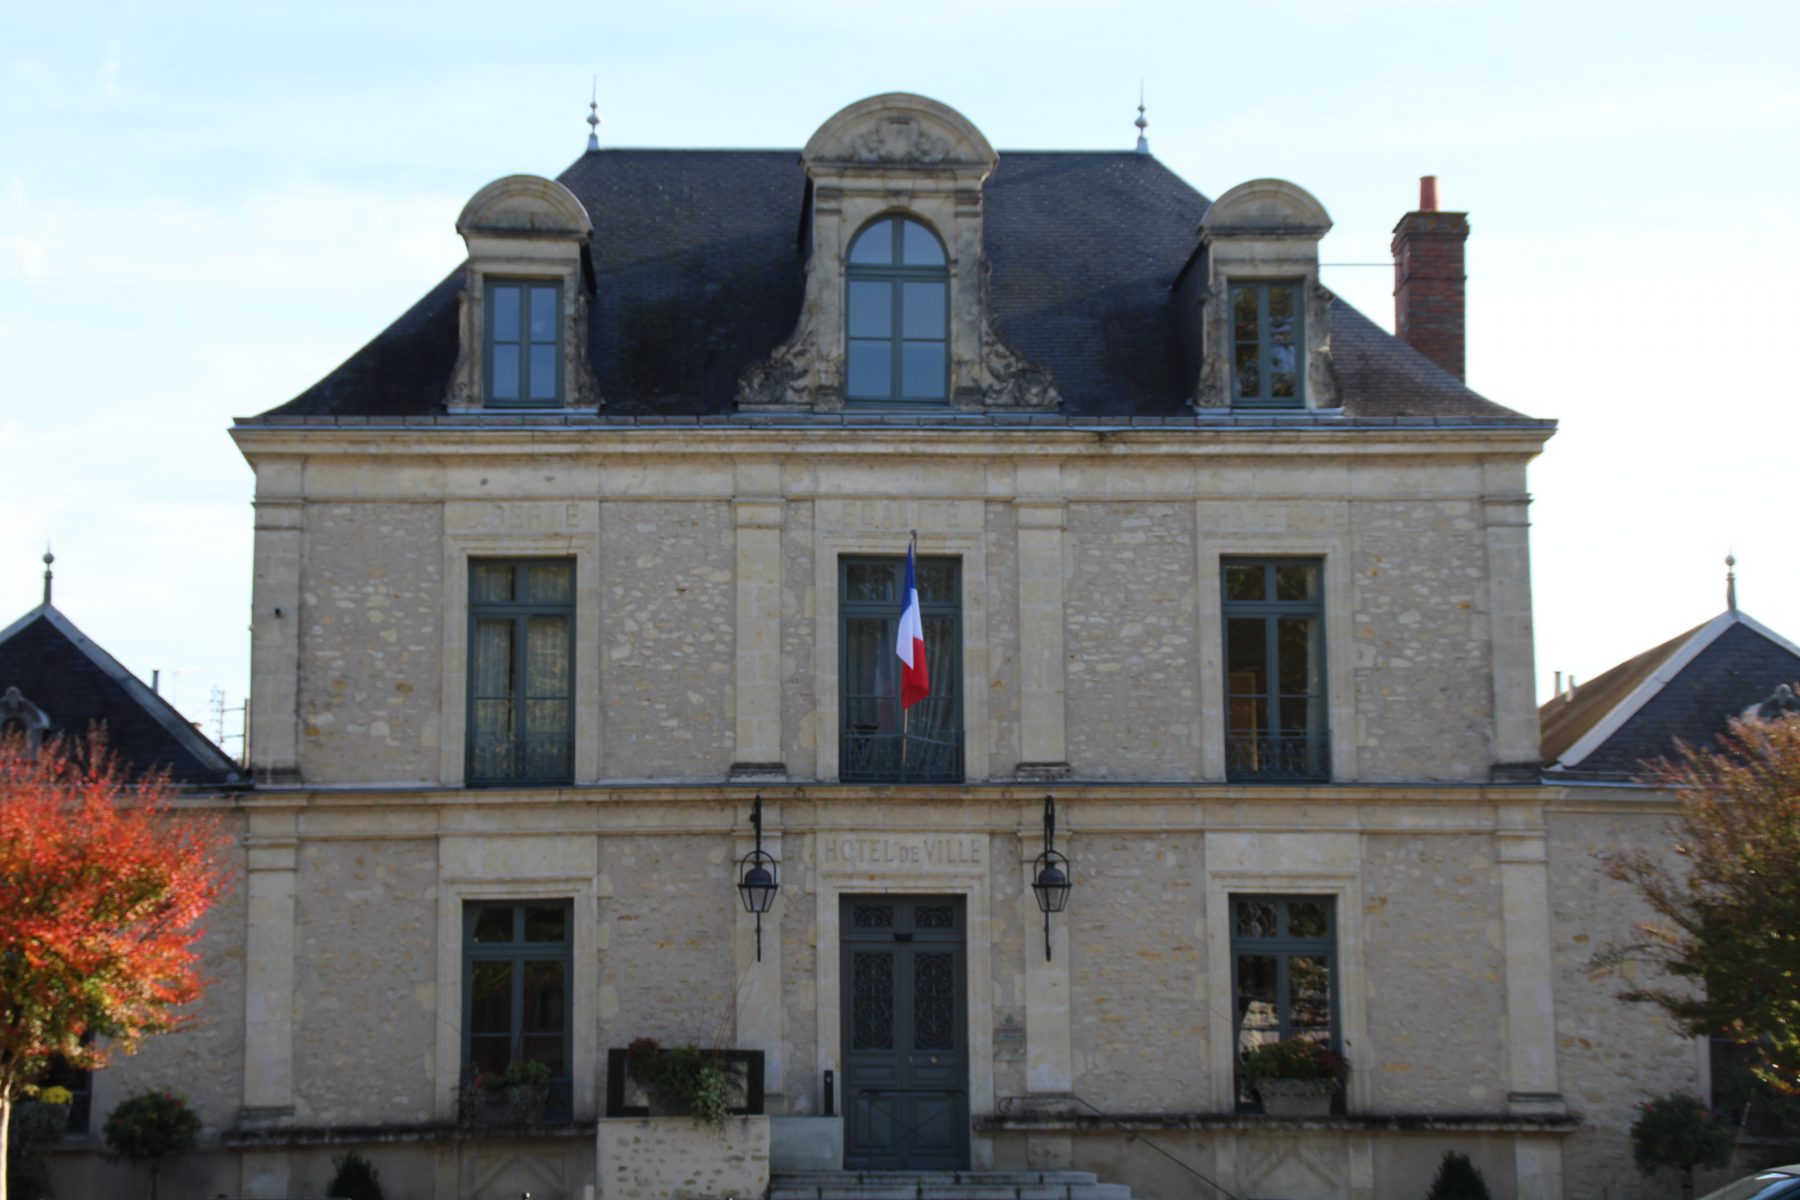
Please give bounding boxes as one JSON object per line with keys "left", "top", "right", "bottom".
{"left": 1540, "top": 610, "right": 1800, "bottom": 778}
{"left": 0, "top": 604, "right": 242, "bottom": 787}
{"left": 260, "top": 149, "right": 1527, "bottom": 423}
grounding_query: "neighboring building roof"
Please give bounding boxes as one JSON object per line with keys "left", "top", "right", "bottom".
{"left": 1540, "top": 610, "right": 1800, "bottom": 777}
{"left": 260, "top": 148, "right": 1524, "bottom": 423}
{"left": 0, "top": 604, "right": 242, "bottom": 786}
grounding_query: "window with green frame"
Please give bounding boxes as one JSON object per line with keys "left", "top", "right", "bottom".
{"left": 485, "top": 279, "right": 562, "bottom": 406}
{"left": 1231, "top": 895, "right": 1338, "bottom": 1110}
{"left": 1229, "top": 281, "right": 1302, "bottom": 408}
{"left": 467, "top": 560, "right": 574, "bottom": 786}
{"left": 1223, "top": 558, "right": 1328, "bottom": 781}
{"left": 839, "top": 555, "right": 961, "bottom": 782}
{"left": 845, "top": 216, "right": 949, "bottom": 405}
{"left": 464, "top": 900, "right": 573, "bottom": 1120}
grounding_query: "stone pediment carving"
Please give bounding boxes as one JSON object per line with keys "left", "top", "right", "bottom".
{"left": 456, "top": 175, "right": 592, "bottom": 241}
{"left": 803, "top": 93, "right": 997, "bottom": 172}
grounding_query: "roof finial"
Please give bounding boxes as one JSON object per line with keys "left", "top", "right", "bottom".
{"left": 1726, "top": 552, "right": 1738, "bottom": 613}
{"left": 1134, "top": 81, "right": 1150, "bottom": 155}
{"left": 41, "top": 544, "right": 54, "bottom": 606}
{"left": 586, "top": 77, "right": 601, "bottom": 152}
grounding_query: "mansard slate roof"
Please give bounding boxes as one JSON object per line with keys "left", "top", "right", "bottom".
{"left": 1540, "top": 610, "right": 1800, "bottom": 778}
{"left": 262, "top": 149, "right": 1527, "bottom": 423}
{"left": 0, "top": 604, "right": 242, "bottom": 787}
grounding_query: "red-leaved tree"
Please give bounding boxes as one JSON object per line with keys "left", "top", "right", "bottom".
{"left": 0, "top": 731, "right": 232, "bottom": 1200}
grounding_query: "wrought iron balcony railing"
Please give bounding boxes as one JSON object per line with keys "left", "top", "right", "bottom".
{"left": 1226, "top": 730, "right": 1331, "bottom": 783}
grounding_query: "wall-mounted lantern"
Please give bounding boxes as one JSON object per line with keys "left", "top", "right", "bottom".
{"left": 1031, "top": 794, "right": 1071, "bottom": 961}
{"left": 737, "top": 794, "right": 779, "bottom": 961}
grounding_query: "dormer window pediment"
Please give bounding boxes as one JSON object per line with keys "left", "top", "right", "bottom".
{"left": 738, "top": 93, "right": 1059, "bottom": 414}
{"left": 450, "top": 175, "right": 600, "bottom": 412}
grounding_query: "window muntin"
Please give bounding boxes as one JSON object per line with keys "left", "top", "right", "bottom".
{"left": 846, "top": 217, "right": 949, "bottom": 405}
{"left": 463, "top": 901, "right": 573, "bottom": 1119}
{"left": 467, "top": 560, "right": 574, "bottom": 786}
{"left": 1231, "top": 895, "right": 1338, "bottom": 1110}
{"left": 839, "top": 556, "right": 961, "bottom": 782}
{"left": 485, "top": 279, "right": 562, "bottom": 407}
{"left": 1223, "top": 558, "right": 1328, "bottom": 781}
{"left": 1230, "top": 281, "right": 1302, "bottom": 408}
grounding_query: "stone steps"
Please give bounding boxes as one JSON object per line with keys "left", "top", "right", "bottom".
{"left": 769, "top": 1170, "right": 1133, "bottom": 1200}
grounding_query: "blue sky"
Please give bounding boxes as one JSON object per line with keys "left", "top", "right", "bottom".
{"left": 5, "top": 0, "right": 1798, "bottom": 750}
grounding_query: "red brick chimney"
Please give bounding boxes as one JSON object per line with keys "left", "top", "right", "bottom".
{"left": 1391, "top": 175, "right": 1469, "bottom": 380}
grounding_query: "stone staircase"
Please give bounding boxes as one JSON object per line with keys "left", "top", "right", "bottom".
{"left": 769, "top": 1170, "right": 1134, "bottom": 1200}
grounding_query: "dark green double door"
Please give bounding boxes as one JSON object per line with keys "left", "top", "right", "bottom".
{"left": 841, "top": 896, "right": 969, "bottom": 1170}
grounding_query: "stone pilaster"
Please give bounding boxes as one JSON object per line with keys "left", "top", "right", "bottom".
{"left": 1019, "top": 817, "right": 1072, "bottom": 1099}
{"left": 248, "top": 477, "right": 303, "bottom": 783}
{"left": 1498, "top": 812, "right": 1564, "bottom": 1118}
{"left": 1485, "top": 480, "right": 1540, "bottom": 778}
{"left": 732, "top": 462, "right": 785, "bottom": 778}
{"left": 1014, "top": 468, "right": 1069, "bottom": 779}
{"left": 240, "top": 808, "right": 299, "bottom": 1135}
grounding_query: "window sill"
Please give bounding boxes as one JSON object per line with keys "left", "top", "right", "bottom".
{"left": 975, "top": 1111, "right": 1580, "bottom": 1135}
{"left": 218, "top": 1118, "right": 598, "bottom": 1149}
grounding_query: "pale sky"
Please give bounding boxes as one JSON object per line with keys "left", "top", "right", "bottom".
{"left": 5, "top": 0, "right": 1797, "bottom": 755}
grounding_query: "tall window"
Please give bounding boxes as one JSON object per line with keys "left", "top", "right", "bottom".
{"left": 1223, "top": 558, "right": 1328, "bottom": 781}
{"left": 468, "top": 560, "right": 574, "bottom": 786}
{"left": 1231, "top": 895, "right": 1337, "bottom": 1109}
{"left": 839, "top": 556, "right": 961, "bottom": 782}
{"left": 846, "top": 217, "right": 949, "bottom": 405}
{"left": 486, "top": 279, "right": 562, "bottom": 407}
{"left": 1230, "top": 281, "right": 1302, "bottom": 408}
{"left": 464, "top": 901, "right": 572, "bottom": 1119}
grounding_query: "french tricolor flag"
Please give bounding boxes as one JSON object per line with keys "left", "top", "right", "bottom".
{"left": 896, "top": 539, "right": 930, "bottom": 710}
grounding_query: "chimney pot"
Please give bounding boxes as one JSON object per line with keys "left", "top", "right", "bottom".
{"left": 1420, "top": 175, "right": 1439, "bottom": 211}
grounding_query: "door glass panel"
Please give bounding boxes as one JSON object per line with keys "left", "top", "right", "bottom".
{"left": 913, "top": 951, "right": 955, "bottom": 1050}
{"left": 853, "top": 904, "right": 895, "bottom": 929}
{"left": 853, "top": 951, "right": 895, "bottom": 1050}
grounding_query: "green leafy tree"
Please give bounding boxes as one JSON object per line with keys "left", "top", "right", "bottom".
{"left": 1424, "top": 1150, "right": 1492, "bottom": 1200}
{"left": 1602, "top": 714, "right": 1800, "bottom": 1096}
{"left": 1630, "top": 1092, "right": 1735, "bottom": 1200}
{"left": 326, "top": 1150, "right": 385, "bottom": 1200}
{"left": 102, "top": 1091, "right": 200, "bottom": 1200}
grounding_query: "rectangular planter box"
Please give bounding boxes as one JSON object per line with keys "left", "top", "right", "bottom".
{"left": 770, "top": 1115, "right": 844, "bottom": 1172}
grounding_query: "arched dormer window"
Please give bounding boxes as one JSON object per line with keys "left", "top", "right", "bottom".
{"left": 846, "top": 216, "right": 948, "bottom": 404}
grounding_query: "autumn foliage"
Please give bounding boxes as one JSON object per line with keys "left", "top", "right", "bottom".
{"left": 0, "top": 731, "right": 232, "bottom": 1198}
{"left": 1603, "top": 714, "right": 1800, "bottom": 1098}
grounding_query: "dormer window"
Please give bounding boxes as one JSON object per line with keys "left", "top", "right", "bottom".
{"left": 846, "top": 217, "right": 949, "bottom": 404}
{"left": 1230, "top": 281, "right": 1302, "bottom": 408}
{"left": 485, "top": 280, "right": 563, "bottom": 406}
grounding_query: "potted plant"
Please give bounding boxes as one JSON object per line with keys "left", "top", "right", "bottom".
{"left": 101, "top": 1090, "right": 201, "bottom": 1200}
{"left": 623, "top": 1037, "right": 742, "bottom": 1128}
{"left": 1242, "top": 1036, "right": 1347, "bottom": 1117}
{"left": 453, "top": 1059, "right": 553, "bottom": 1128}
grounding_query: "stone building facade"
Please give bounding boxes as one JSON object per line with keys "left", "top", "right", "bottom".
{"left": 47, "top": 94, "right": 1709, "bottom": 1200}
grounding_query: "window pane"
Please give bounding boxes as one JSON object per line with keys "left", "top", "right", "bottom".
{"left": 472, "top": 619, "right": 515, "bottom": 694}
{"left": 1268, "top": 284, "right": 1296, "bottom": 339}
{"left": 491, "top": 344, "right": 520, "bottom": 400}
{"left": 901, "top": 220, "right": 944, "bottom": 266}
{"left": 473, "top": 564, "right": 516, "bottom": 603}
{"left": 522, "top": 960, "right": 567, "bottom": 1034}
{"left": 528, "top": 345, "right": 557, "bottom": 400}
{"left": 469, "top": 960, "right": 512, "bottom": 1033}
{"left": 1235, "top": 899, "right": 1278, "bottom": 939}
{"left": 471, "top": 1035, "right": 510, "bottom": 1077}
{"left": 1274, "top": 563, "right": 1317, "bottom": 602}
{"left": 1277, "top": 617, "right": 1321, "bottom": 696}
{"left": 529, "top": 287, "right": 558, "bottom": 340}
{"left": 526, "top": 562, "right": 573, "bottom": 604}
{"left": 901, "top": 341, "right": 946, "bottom": 399}
{"left": 1226, "top": 619, "right": 1267, "bottom": 697}
{"left": 845, "top": 562, "right": 896, "bottom": 604}
{"left": 902, "top": 282, "right": 944, "bottom": 337}
{"left": 1232, "top": 286, "right": 1259, "bottom": 343}
{"left": 848, "top": 340, "right": 891, "bottom": 398}
{"left": 526, "top": 617, "right": 570, "bottom": 698}
{"left": 524, "top": 905, "right": 567, "bottom": 943}
{"left": 1236, "top": 954, "right": 1279, "bottom": 1047}
{"left": 491, "top": 286, "right": 521, "bottom": 341}
{"left": 1225, "top": 563, "right": 1264, "bottom": 602}
{"left": 1288, "top": 901, "right": 1329, "bottom": 938}
{"left": 1233, "top": 343, "right": 1259, "bottom": 398}
{"left": 849, "top": 280, "right": 893, "bottom": 339}
{"left": 1290, "top": 955, "right": 1332, "bottom": 1033}
{"left": 473, "top": 905, "right": 515, "bottom": 943}
{"left": 915, "top": 561, "right": 956, "bottom": 604}
{"left": 521, "top": 1034, "right": 566, "bottom": 1079}
{"left": 849, "top": 219, "right": 893, "bottom": 265}
{"left": 843, "top": 616, "right": 897, "bottom": 735}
